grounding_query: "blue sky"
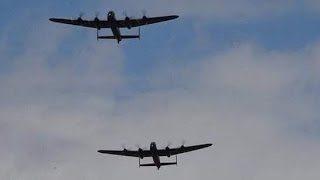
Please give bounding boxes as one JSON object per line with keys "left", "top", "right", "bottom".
{"left": 1, "top": 0, "right": 320, "bottom": 179}
{"left": 2, "top": 1, "right": 320, "bottom": 77}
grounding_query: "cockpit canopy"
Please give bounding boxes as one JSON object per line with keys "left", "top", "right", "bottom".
{"left": 108, "top": 11, "right": 115, "bottom": 17}
{"left": 151, "top": 142, "right": 156, "bottom": 148}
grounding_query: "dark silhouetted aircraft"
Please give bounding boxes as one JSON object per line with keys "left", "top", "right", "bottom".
{"left": 49, "top": 11, "right": 179, "bottom": 43}
{"left": 98, "top": 142, "right": 212, "bottom": 170}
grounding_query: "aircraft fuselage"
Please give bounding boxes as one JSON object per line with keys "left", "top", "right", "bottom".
{"left": 150, "top": 142, "right": 161, "bottom": 169}
{"left": 107, "top": 11, "right": 121, "bottom": 43}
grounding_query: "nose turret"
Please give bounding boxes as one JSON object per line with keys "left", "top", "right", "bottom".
{"left": 150, "top": 142, "right": 156, "bottom": 149}
{"left": 108, "top": 11, "right": 115, "bottom": 18}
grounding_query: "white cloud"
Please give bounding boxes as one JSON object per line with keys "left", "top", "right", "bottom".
{"left": 2, "top": 35, "right": 320, "bottom": 179}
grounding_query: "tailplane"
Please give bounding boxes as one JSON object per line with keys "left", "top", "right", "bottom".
{"left": 97, "top": 35, "right": 140, "bottom": 40}
{"left": 121, "top": 35, "right": 140, "bottom": 39}
{"left": 97, "top": 35, "right": 117, "bottom": 39}
{"left": 139, "top": 162, "right": 177, "bottom": 167}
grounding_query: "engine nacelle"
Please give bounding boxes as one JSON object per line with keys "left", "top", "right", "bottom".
{"left": 94, "top": 17, "right": 100, "bottom": 30}
{"left": 125, "top": 17, "right": 132, "bottom": 29}
{"left": 166, "top": 146, "right": 171, "bottom": 157}
{"left": 138, "top": 148, "right": 144, "bottom": 159}
{"left": 142, "top": 15, "right": 148, "bottom": 25}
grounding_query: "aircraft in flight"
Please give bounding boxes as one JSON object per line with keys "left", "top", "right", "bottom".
{"left": 98, "top": 142, "right": 212, "bottom": 170}
{"left": 49, "top": 11, "right": 179, "bottom": 43}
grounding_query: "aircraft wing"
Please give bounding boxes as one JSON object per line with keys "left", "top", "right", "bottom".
{"left": 97, "top": 149, "right": 152, "bottom": 158}
{"left": 49, "top": 18, "right": 111, "bottom": 28}
{"left": 157, "top": 143, "right": 212, "bottom": 156}
{"left": 116, "top": 15, "right": 179, "bottom": 28}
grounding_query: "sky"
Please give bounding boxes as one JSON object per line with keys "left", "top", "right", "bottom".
{"left": 1, "top": 0, "right": 320, "bottom": 179}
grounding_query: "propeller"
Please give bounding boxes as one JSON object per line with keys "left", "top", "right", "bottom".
{"left": 121, "top": 144, "right": 130, "bottom": 151}
{"left": 123, "top": 11, "right": 136, "bottom": 20}
{"left": 77, "top": 12, "right": 84, "bottom": 21}
{"left": 165, "top": 142, "right": 172, "bottom": 150}
{"left": 164, "top": 141, "right": 172, "bottom": 148}
{"left": 135, "top": 144, "right": 146, "bottom": 159}
{"left": 181, "top": 140, "right": 186, "bottom": 148}
{"left": 142, "top": 10, "right": 147, "bottom": 18}
{"left": 141, "top": 10, "right": 147, "bottom": 24}
{"left": 165, "top": 141, "right": 172, "bottom": 157}
{"left": 93, "top": 12, "right": 101, "bottom": 31}
{"left": 94, "top": 12, "right": 100, "bottom": 21}
{"left": 135, "top": 144, "right": 147, "bottom": 150}
{"left": 123, "top": 11, "right": 134, "bottom": 29}
{"left": 123, "top": 11, "right": 129, "bottom": 18}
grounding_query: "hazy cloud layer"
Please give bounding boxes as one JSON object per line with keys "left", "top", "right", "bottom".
{"left": 1, "top": 19, "right": 320, "bottom": 179}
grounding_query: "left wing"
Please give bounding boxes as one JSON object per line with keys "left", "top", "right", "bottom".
{"left": 157, "top": 143, "right": 212, "bottom": 157}
{"left": 116, "top": 15, "right": 179, "bottom": 28}
{"left": 49, "top": 18, "right": 111, "bottom": 28}
{"left": 97, "top": 149, "right": 152, "bottom": 158}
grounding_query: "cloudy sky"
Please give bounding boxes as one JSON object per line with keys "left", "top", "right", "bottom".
{"left": 1, "top": 0, "right": 320, "bottom": 179}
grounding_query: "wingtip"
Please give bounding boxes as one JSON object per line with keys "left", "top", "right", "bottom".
{"left": 206, "top": 143, "right": 213, "bottom": 147}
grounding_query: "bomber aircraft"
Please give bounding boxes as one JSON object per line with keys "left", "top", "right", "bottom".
{"left": 49, "top": 11, "right": 179, "bottom": 43}
{"left": 98, "top": 142, "right": 212, "bottom": 170}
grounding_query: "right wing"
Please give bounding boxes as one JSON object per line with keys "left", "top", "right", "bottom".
{"left": 116, "top": 15, "right": 179, "bottom": 28}
{"left": 49, "top": 18, "right": 111, "bottom": 28}
{"left": 97, "top": 149, "right": 152, "bottom": 158}
{"left": 157, "top": 143, "right": 212, "bottom": 157}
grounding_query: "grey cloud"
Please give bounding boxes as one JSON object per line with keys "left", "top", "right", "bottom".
{"left": 2, "top": 40, "right": 320, "bottom": 179}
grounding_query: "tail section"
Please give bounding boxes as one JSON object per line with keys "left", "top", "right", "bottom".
{"left": 97, "top": 35, "right": 140, "bottom": 40}
{"left": 97, "top": 35, "right": 117, "bottom": 39}
{"left": 121, "top": 35, "right": 140, "bottom": 39}
{"left": 139, "top": 162, "right": 177, "bottom": 167}
{"left": 161, "top": 162, "right": 177, "bottom": 166}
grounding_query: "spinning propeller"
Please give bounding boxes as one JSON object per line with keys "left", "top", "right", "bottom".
{"left": 180, "top": 140, "right": 186, "bottom": 148}
{"left": 94, "top": 12, "right": 100, "bottom": 21}
{"left": 123, "top": 11, "right": 134, "bottom": 20}
{"left": 123, "top": 11, "right": 135, "bottom": 29}
{"left": 121, "top": 144, "right": 131, "bottom": 152}
{"left": 142, "top": 10, "right": 147, "bottom": 19}
{"left": 77, "top": 12, "right": 84, "bottom": 21}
